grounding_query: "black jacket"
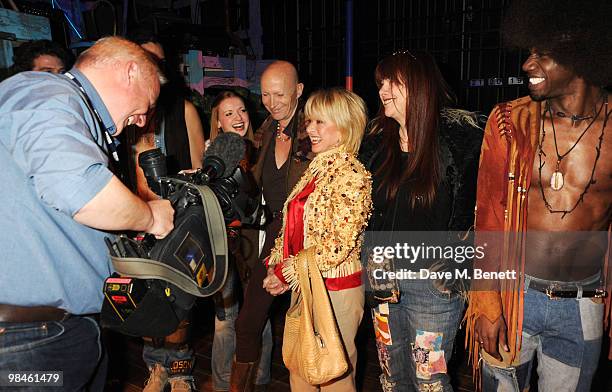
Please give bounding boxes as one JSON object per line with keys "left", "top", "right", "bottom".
{"left": 358, "top": 111, "right": 484, "bottom": 233}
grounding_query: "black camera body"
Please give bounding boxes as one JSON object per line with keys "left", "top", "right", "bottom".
{"left": 150, "top": 166, "right": 261, "bottom": 227}
{"left": 138, "top": 143, "right": 262, "bottom": 226}
{"left": 101, "top": 133, "right": 263, "bottom": 337}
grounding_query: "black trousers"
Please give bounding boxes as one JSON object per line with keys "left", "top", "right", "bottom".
{"left": 234, "top": 217, "right": 283, "bottom": 362}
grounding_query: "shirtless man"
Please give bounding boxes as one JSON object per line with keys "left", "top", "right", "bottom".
{"left": 466, "top": 0, "right": 611, "bottom": 390}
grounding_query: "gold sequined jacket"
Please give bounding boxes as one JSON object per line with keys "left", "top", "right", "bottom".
{"left": 268, "top": 147, "right": 373, "bottom": 290}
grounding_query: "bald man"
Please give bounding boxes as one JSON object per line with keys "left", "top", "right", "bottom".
{"left": 0, "top": 36, "right": 174, "bottom": 390}
{"left": 230, "top": 61, "right": 313, "bottom": 391}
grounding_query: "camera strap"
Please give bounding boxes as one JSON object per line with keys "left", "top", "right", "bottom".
{"left": 63, "top": 72, "right": 119, "bottom": 162}
{"left": 110, "top": 182, "right": 229, "bottom": 297}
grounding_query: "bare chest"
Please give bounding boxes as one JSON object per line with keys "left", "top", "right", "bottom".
{"left": 528, "top": 117, "right": 611, "bottom": 230}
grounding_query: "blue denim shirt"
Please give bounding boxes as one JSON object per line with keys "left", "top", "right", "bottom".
{"left": 0, "top": 69, "right": 116, "bottom": 314}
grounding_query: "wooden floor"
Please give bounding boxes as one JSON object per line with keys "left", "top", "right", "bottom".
{"left": 104, "top": 298, "right": 612, "bottom": 392}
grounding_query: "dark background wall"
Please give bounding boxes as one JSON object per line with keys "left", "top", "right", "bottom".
{"left": 7, "top": 0, "right": 528, "bottom": 116}
{"left": 260, "top": 0, "right": 529, "bottom": 116}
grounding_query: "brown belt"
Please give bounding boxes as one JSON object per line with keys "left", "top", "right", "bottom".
{"left": 0, "top": 304, "right": 69, "bottom": 323}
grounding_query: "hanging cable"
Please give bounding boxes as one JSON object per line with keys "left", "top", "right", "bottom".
{"left": 51, "top": 0, "right": 83, "bottom": 39}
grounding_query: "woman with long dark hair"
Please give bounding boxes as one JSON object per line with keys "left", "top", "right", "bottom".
{"left": 359, "top": 50, "right": 483, "bottom": 391}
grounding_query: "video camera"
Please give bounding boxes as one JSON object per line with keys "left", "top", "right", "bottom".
{"left": 139, "top": 132, "right": 262, "bottom": 226}
{"left": 101, "top": 132, "right": 263, "bottom": 337}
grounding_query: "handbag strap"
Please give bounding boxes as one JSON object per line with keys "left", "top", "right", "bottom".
{"left": 111, "top": 182, "right": 228, "bottom": 297}
{"left": 306, "top": 252, "right": 332, "bottom": 318}
{"left": 296, "top": 248, "right": 336, "bottom": 326}
{"left": 296, "top": 249, "right": 313, "bottom": 319}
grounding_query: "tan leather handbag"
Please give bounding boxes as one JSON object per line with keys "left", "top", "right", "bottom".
{"left": 282, "top": 248, "right": 349, "bottom": 385}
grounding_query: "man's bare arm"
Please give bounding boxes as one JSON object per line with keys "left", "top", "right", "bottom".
{"left": 73, "top": 175, "right": 174, "bottom": 238}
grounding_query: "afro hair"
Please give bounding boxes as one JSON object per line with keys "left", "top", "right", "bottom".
{"left": 502, "top": 0, "right": 612, "bottom": 87}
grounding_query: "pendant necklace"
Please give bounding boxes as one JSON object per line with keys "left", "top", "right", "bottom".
{"left": 537, "top": 94, "right": 609, "bottom": 218}
{"left": 546, "top": 96, "right": 606, "bottom": 191}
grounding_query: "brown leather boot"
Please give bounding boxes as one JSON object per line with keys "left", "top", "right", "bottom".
{"left": 229, "top": 359, "right": 258, "bottom": 392}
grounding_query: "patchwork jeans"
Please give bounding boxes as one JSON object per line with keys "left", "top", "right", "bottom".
{"left": 481, "top": 285, "right": 604, "bottom": 392}
{"left": 372, "top": 277, "right": 464, "bottom": 392}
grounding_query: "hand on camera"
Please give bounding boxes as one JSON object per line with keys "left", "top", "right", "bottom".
{"left": 146, "top": 199, "right": 175, "bottom": 239}
{"left": 178, "top": 168, "right": 199, "bottom": 175}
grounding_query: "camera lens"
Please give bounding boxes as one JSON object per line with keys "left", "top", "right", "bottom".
{"left": 139, "top": 148, "right": 167, "bottom": 195}
{"left": 139, "top": 148, "right": 167, "bottom": 180}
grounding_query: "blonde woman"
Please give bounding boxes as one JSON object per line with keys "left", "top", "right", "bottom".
{"left": 264, "top": 88, "right": 372, "bottom": 391}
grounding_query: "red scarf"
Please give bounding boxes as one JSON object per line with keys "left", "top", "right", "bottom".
{"left": 273, "top": 178, "right": 361, "bottom": 291}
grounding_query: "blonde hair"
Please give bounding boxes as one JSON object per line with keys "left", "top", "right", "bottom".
{"left": 304, "top": 88, "right": 367, "bottom": 154}
{"left": 75, "top": 36, "right": 166, "bottom": 85}
{"left": 209, "top": 90, "right": 255, "bottom": 143}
